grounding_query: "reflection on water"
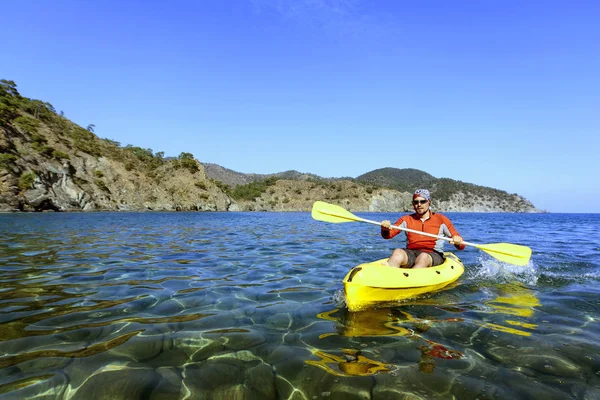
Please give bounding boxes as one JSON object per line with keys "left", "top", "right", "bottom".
{"left": 311, "top": 282, "right": 540, "bottom": 375}
{"left": 314, "top": 307, "right": 464, "bottom": 375}
{"left": 480, "top": 282, "right": 540, "bottom": 336}
{"left": 0, "top": 330, "right": 143, "bottom": 370}
{"left": 1, "top": 212, "right": 600, "bottom": 399}
{"left": 306, "top": 349, "right": 392, "bottom": 377}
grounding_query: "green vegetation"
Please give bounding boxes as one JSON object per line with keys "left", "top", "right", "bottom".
{"left": 14, "top": 115, "right": 41, "bottom": 134}
{"left": 52, "top": 150, "right": 69, "bottom": 160}
{"left": 1, "top": 80, "right": 57, "bottom": 127}
{"left": 30, "top": 133, "right": 47, "bottom": 150}
{"left": 72, "top": 127, "right": 104, "bottom": 156}
{"left": 123, "top": 146, "right": 159, "bottom": 165}
{"left": 176, "top": 152, "right": 199, "bottom": 173}
{"left": 94, "top": 179, "right": 110, "bottom": 193}
{"left": 356, "top": 168, "right": 435, "bottom": 193}
{"left": 0, "top": 153, "right": 17, "bottom": 166}
{"left": 356, "top": 167, "right": 506, "bottom": 202}
{"left": 22, "top": 100, "right": 56, "bottom": 122}
{"left": 0, "top": 80, "right": 21, "bottom": 123}
{"left": 228, "top": 177, "right": 279, "bottom": 201}
{"left": 37, "top": 145, "right": 56, "bottom": 158}
{"left": 434, "top": 177, "right": 506, "bottom": 202}
{"left": 104, "top": 138, "right": 120, "bottom": 147}
{"left": 306, "top": 177, "right": 333, "bottom": 187}
{"left": 18, "top": 172, "right": 36, "bottom": 191}
{"left": 210, "top": 179, "right": 230, "bottom": 192}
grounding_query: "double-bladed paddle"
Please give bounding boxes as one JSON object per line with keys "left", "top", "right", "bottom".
{"left": 311, "top": 201, "right": 532, "bottom": 266}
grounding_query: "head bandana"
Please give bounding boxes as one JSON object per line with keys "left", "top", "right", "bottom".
{"left": 413, "top": 189, "right": 431, "bottom": 201}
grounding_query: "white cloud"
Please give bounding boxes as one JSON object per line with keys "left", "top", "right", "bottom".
{"left": 250, "top": 0, "right": 393, "bottom": 39}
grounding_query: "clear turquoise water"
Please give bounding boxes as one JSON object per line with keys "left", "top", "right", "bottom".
{"left": 0, "top": 212, "right": 599, "bottom": 399}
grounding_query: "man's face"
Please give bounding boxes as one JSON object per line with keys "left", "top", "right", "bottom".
{"left": 412, "top": 196, "right": 430, "bottom": 213}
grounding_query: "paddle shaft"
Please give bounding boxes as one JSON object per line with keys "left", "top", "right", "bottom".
{"left": 358, "top": 217, "right": 476, "bottom": 247}
{"left": 312, "top": 201, "right": 531, "bottom": 265}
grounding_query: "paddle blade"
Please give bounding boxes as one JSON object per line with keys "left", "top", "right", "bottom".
{"left": 475, "top": 243, "right": 532, "bottom": 266}
{"left": 311, "top": 201, "right": 362, "bottom": 224}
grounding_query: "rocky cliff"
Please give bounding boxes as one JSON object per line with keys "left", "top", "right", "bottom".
{"left": 0, "top": 79, "right": 539, "bottom": 213}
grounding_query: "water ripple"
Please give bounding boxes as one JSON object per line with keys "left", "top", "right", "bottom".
{"left": 0, "top": 212, "right": 599, "bottom": 399}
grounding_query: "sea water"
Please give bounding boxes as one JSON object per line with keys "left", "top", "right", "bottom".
{"left": 0, "top": 212, "right": 599, "bottom": 399}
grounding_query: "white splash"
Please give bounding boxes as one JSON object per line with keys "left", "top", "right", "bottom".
{"left": 471, "top": 255, "right": 539, "bottom": 286}
{"left": 332, "top": 288, "right": 347, "bottom": 309}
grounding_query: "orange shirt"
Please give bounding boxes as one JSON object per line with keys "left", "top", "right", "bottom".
{"left": 381, "top": 212, "right": 465, "bottom": 253}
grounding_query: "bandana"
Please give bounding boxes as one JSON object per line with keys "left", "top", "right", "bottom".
{"left": 413, "top": 189, "right": 431, "bottom": 201}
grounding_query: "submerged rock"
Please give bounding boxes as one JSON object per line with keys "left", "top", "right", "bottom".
{"left": 71, "top": 368, "right": 160, "bottom": 400}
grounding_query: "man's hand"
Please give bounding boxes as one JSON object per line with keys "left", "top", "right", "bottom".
{"left": 450, "top": 235, "right": 463, "bottom": 245}
{"left": 381, "top": 220, "right": 392, "bottom": 230}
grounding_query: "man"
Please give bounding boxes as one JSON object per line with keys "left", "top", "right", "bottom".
{"left": 381, "top": 189, "right": 465, "bottom": 269}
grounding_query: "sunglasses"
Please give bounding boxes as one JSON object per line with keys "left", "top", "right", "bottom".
{"left": 412, "top": 199, "right": 429, "bottom": 205}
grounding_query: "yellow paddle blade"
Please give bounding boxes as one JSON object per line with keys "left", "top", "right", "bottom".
{"left": 474, "top": 243, "right": 532, "bottom": 266}
{"left": 311, "top": 201, "right": 362, "bottom": 223}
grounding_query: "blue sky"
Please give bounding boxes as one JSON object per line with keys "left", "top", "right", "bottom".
{"left": 3, "top": 1, "right": 599, "bottom": 212}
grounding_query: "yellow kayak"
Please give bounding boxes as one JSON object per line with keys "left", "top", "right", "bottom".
{"left": 343, "top": 252, "right": 464, "bottom": 312}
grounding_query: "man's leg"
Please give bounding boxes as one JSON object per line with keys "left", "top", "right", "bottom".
{"left": 412, "top": 252, "right": 434, "bottom": 269}
{"left": 387, "top": 249, "right": 413, "bottom": 268}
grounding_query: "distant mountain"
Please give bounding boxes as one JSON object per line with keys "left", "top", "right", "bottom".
{"left": 356, "top": 168, "right": 437, "bottom": 194}
{"left": 0, "top": 78, "right": 540, "bottom": 213}
{"left": 202, "top": 163, "right": 327, "bottom": 188}
{"left": 356, "top": 167, "right": 508, "bottom": 202}
{"left": 201, "top": 163, "right": 539, "bottom": 213}
{"left": 201, "top": 163, "right": 267, "bottom": 187}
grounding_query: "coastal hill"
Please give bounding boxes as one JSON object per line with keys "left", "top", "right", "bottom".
{"left": 0, "top": 79, "right": 539, "bottom": 213}
{"left": 201, "top": 163, "right": 324, "bottom": 187}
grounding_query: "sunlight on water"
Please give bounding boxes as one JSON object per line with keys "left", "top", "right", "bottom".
{"left": 0, "top": 212, "right": 599, "bottom": 399}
